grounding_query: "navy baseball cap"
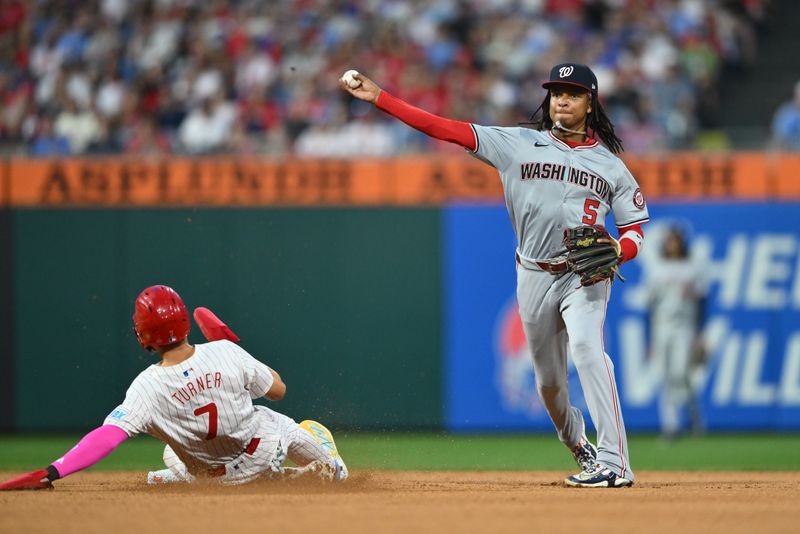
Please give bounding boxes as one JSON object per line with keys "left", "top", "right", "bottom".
{"left": 542, "top": 63, "right": 598, "bottom": 96}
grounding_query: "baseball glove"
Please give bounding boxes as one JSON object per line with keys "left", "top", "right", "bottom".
{"left": 563, "top": 225, "right": 625, "bottom": 286}
{"left": 0, "top": 469, "right": 53, "bottom": 491}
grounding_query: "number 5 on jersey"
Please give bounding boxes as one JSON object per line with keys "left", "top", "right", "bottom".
{"left": 582, "top": 199, "right": 600, "bottom": 224}
{"left": 194, "top": 402, "right": 218, "bottom": 440}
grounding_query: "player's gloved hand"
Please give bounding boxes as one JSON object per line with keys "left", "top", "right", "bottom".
{"left": 0, "top": 469, "right": 53, "bottom": 491}
{"left": 193, "top": 307, "right": 241, "bottom": 342}
{"left": 563, "top": 225, "right": 625, "bottom": 286}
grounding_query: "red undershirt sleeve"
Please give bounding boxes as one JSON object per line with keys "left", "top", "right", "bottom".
{"left": 617, "top": 223, "right": 644, "bottom": 263}
{"left": 375, "top": 91, "right": 477, "bottom": 151}
{"left": 620, "top": 238, "right": 638, "bottom": 263}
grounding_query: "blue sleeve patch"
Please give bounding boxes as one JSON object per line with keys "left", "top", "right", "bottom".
{"left": 109, "top": 408, "right": 129, "bottom": 420}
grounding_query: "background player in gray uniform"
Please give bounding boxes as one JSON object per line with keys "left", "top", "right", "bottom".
{"left": 0, "top": 285, "right": 347, "bottom": 490}
{"left": 645, "top": 227, "right": 708, "bottom": 441}
{"left": 340, "top": 63, "right": 648, "bottom": 487}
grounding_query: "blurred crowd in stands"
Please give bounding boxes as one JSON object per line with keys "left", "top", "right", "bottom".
{"left": 0, "top": 0, "right": 771, "bottom": 157}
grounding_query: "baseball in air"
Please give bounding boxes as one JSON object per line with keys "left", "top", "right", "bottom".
{"left": 341, "top": 69, "right": 361, "bottom": 89}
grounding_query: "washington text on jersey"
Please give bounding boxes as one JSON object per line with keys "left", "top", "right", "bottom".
{"left": 520, "top": 162, "right": 611, "bottom": 200}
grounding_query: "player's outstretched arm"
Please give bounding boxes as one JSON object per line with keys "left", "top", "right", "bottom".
{"left": 338, "top": 69, "right": 477, "bottom": 150}
{"left": 0, "top": 425, "right": 129, "bottom": 490}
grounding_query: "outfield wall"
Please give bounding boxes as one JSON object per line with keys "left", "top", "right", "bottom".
{"left": 8, "top": 208, "right": 442, "bottom": 431}
{"left": 2, "top": 155, "right": 799, "bottom": 432}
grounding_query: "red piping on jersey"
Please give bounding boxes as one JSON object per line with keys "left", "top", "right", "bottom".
{"left": 562, "top": 138, "right": 597, "bottom": 148}
{"left": 375, "top": 91, "right": 477, "bottom": 150}
{"left": 601, "top": 280, "right": 627, "bottom": 478}
{"left": 547, "top": 130, "right": 599, "bottom": 149}
{"left": 617, "top": 221, "right": 645, "bottom": 233}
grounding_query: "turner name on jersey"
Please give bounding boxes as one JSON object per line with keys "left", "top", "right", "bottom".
{"left": 103, "top": 339, "right": 276, "bottom": 468}
{"left": 171, "top": 371, "right": 223, "bottom": 405}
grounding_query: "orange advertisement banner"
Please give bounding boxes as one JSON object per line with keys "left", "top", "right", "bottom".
{"left": 1, "top": 153, "right": 798, "bottom": 207}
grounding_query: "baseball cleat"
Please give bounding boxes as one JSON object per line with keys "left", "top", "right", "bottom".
{"left": 564, "top": 464, "right": 633, "bottom": 488}
{"left": 569, "top": 435, "right": 597, "bottom": 472}
{"left": 299, "top": 420, "right": 348, "bottom": 481}
{"left": 284, "top": 459, "right": 337, "bottom": 481}
{"left": 147, "top": 468, "right": 190, "bottom": 484}
{"left": 332, "top": 456, "right": 348, "bottom": 481}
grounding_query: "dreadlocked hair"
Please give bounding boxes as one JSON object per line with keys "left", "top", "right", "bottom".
{"left": 520, "top": 93, "right": 624, "bottom": 154}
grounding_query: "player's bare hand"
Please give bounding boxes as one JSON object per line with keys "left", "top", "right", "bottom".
{"left": 339, "top": 70, "right": 381, "bottom": 104}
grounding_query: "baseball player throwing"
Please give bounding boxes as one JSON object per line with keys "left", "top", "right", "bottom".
{"left": 0, "top": 285, "right": 347, "bottom": 490}
{"left": 340, "top": 64, "right": 648, "bottom": 487}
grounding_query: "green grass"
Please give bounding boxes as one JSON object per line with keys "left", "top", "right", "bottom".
{"left": 1, "top": 433, "right": 798, "bottom": 472}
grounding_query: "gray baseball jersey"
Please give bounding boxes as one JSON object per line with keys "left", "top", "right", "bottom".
{"left": 471, "top": 125, "right": 649, "bottom": 480}
{"left": 471, "top": 127, "right": 649, "bottom": 262}
{"left": 105, "top": 339, "right": 277, "bottom": 474}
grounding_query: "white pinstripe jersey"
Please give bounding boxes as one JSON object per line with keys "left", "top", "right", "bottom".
{"left": 470, "top": 126, "right": 650, "bottom": 261}
{"left": 104, "top": 340, "right": 275, "bottom": 471}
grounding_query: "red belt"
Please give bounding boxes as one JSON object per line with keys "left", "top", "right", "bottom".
{"left": 207, "top": 437, "right": 260, "bottom": 477}
{"left": 516, "top": 252, "right": 568, "bottom": 274}
{"left": 535, "top": 260, "right": 568, "bottom": 273}
{"left": 245, "top": 437, "right": 261, "bottom": 455}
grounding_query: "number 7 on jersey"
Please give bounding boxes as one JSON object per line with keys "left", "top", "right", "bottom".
{"left": 194, "top": 402, "right": 218, "bottom": 440}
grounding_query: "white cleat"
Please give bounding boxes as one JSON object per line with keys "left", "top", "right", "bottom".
{"left": 149, "top": 445, "right": 194, "bottom": 484}
{"left": 147, "top": 468, "right": 190, "bottom": 485}
{"left": 333, "top": 456, "right": 348, "bottom": 481}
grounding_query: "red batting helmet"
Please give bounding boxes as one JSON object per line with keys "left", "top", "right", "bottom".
{"left": 133, "top": 285, "right": 190, "bottom": 349}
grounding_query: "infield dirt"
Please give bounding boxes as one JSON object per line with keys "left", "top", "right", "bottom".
{"left": 1, "top": 470, "right": 797, "bottom": 534}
